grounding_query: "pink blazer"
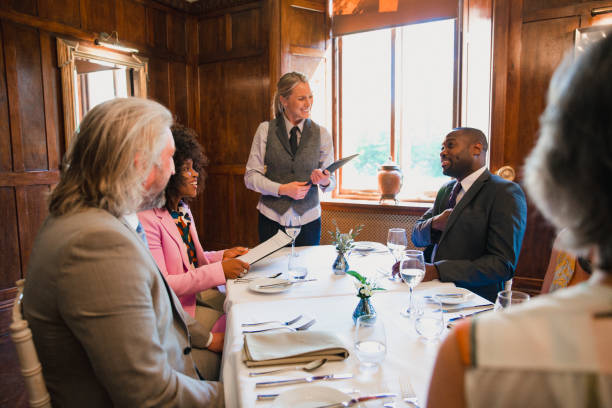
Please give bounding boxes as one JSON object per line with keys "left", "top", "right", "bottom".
{"left": 138, "top": 206, "right": 225, "bottom": 317}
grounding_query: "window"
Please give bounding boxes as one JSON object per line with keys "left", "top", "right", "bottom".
{"left": 335, "top": 18, "right": 458, "bottom": 201}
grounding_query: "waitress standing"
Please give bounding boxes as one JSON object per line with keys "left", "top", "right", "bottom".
{"left": 245, "top": 72, "right": 335, "bottom": 245}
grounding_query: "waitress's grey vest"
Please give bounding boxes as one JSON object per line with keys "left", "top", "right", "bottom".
{"left": 261, "top": 117, "right": 321, "bottom": 216}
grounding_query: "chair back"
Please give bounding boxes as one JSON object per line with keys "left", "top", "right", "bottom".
{"left": 10, "top": 279, "right": 52, "bottom": 408}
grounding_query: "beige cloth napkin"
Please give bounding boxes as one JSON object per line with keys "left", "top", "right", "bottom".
{"left": 242, "top": 330, "right": 349, "bottom": 367}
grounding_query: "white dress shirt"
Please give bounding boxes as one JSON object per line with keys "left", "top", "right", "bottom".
{"left": 455, "top": 166, "right": 487, "bottom": 204}
{"left": 244, "top": 115, "right": 335, "bottom": 225}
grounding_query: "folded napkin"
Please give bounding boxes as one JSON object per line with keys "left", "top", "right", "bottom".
{"left": 242, "top": 330, "right": 349, "bottom": 367}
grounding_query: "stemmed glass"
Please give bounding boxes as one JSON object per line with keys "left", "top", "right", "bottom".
{"left": 387, "top": 228, "right": 407, "bottom": 281}
{"left": 494, "top": 290, "right": 530, "bottom": 311}
{"left": 399, "top": 250, "right": 426, "bottom": 318}
{"left": 354, "top": 314, "right": 387, "bottom": 371}
{"left": 414, "top": 298, "right": 444, "bottom": 343}
{"left": 284, "top": 214, "right": 301, "bottom": 258}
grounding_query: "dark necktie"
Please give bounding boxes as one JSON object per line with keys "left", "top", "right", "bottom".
{"left": 289, "top": 126, "right": 299, "bottom": 155}
{"left": 448, "top": 181, "right": 462, "bottom": 209}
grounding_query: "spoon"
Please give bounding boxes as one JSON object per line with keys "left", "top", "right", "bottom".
{"left": 249, "top": 358, "right": 328, "bottom": 376}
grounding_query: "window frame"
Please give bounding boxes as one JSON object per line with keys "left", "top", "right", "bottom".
{"left": 331, "top": 18, "right": 463, "bottom": 203}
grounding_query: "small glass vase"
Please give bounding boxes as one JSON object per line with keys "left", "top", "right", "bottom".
{"left": 332, "top": 250, "right": 349, "bottom": 275}
{"left": 352, "top": 296, "right": 376, "bottom": 325}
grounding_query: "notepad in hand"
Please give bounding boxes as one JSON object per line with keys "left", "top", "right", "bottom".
{"left": 237, "top": 230, "right": 292, "bottom": 265}
{"left": 243, "top": 331, "right": 350, "bottom": 367}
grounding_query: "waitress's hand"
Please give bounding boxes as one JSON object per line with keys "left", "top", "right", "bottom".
{"left": 222, "top": 258, "right": 250, "bottom": 279}
{"left": 310, "top": 169, "right": 330, "bottom": 186}
{"left": 278, "top": 181, "right": 310, "bottom": 200}
{"left": 208, "top": 332, "right": 224, "bottom": 353}
{"left": 223, "top": 246, "right": 248, "bottom": 260}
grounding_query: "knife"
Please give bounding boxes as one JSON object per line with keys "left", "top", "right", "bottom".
{"left": 255, "top": 373, "right": 353, "bottom": 387}
{"left": 443, "top": 304, "right": 493, "bottom": 313}
{"left": 314, "top": 393, "right": 398, "bottom": 408}
{"left": 257, "top": 279, "right": 317, "bottom": 288}
{"left": 448, "top": 307, "right": 494, "bottom": 322}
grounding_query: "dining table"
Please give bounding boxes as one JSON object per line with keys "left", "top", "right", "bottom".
{"left": 220, "top": 244, "right": 493, "bottom": 407}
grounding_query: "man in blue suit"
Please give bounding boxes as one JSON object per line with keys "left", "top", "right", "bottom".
{"left": 411, "top": 128, "right": 527, "bottom": 302}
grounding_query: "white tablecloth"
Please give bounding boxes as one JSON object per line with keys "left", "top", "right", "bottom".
{"left": 225, "top": 245, "right": 439, "bottom": 309}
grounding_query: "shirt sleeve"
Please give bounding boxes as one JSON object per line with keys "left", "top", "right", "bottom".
{"left": 319, "top": 125, "right": 336, "bottom": 192}
{"left": 244, "top": 122, "right": 282, "bottom": 197}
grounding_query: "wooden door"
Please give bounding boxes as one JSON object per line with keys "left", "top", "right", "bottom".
{"left": 489, "top": 0, "right": 612, "bottom": 295}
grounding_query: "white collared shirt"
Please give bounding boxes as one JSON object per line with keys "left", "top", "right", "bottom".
{"left": 123, "top": 212, "right": 140, "bottom": 231}
{"left": 455, "top": 166, "right": 487, "bottom": 204}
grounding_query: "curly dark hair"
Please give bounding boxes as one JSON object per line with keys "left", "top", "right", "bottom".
{"left": 164, "top": 124, "right": 209, "bottom": 204}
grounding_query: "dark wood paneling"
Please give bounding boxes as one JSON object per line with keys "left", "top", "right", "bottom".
{"left": 40, "top": 31, "right": 61, "bottom": 170}
{"left": 199, "top": 15, "right": 225, "bottom": 59}
{"left": 117, "top": 0, "right": 147, "bottom": 46}
{"left": 9, "top": 0, "right": 37, "bottom": 16}
{"left": 11, "top": 23, "right": 48, "bottom": 171}
{"left": 0, "top": 23, "right": 12, "bottom": 172}
{"left": 170, "top": 61, "right": 188, "bottom": 124}
{"left": 522, "top": 0, "right": 583, "bottom": 16}
{"left": 286, "top": 5, "right": 326, "bottom": 51}
{"left": 0, "top": 333, "right": 26, "bottom": 408}
{"left": 148, "top": 57, "right": 170, "bottom": 108}
{"left": 82, "top": 0, "right": 116, "bottom": 34}
{"left": 231, "top": 7, "right": 261, "bottom": 53}
{"left": 16, "top": 185, "right": 50, "bottom": 273}
{"left": 167, "top": 12, "right": 186, "bottom": 56}
{"left": 0, "top": 187, "right": 20, "bottom": 289}
{"left": 38, "top": 0, "right": 81, "bottom": 28}
{"left": 147, "top": 6, "right": 167, "bottom": 50}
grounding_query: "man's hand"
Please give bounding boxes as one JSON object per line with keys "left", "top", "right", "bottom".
{"left": 208, "top": 332, "right": 224, "bottom": 353}
{"left": 432, "top": 209, "right": 453, "bottom": 231}
{"left": 423, "top": 263, "right": 440, "bottom": 282}
{"left": 223, "top": 246, "right": 248, "bottom": 260}
{"left": 310, "top": 169, "right": 331, "bottom": 186}
{"left": 278, "top": 181, "right": 310, "bottom": 200}
{"left": 221, "top": 258, "right": 250, "bottom": 279}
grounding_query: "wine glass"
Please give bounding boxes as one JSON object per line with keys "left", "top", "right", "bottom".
{"left": 414, "top": 298, "right": 444, "bottom": 342}
{"left": 387, "top": 228, "right": 407, "bottom": 281}
{"left": 283, "top": 214, "right": 301, "bottom": 259}
{"left": 494, "top": 290, "right": 530, "bottom": 311}
{"left": 354, "top": 314, "right": 387, "bottom": 370}
{"left": 399, "top": 250, "right": 426, "bottom": 318}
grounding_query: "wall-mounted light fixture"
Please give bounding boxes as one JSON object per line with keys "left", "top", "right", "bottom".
{"left": 94, "top": 32, "right": 139, "bottom": 54}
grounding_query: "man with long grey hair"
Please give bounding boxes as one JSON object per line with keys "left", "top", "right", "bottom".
{"left": 23, "top": 98, "right": 224, "bottom": 407}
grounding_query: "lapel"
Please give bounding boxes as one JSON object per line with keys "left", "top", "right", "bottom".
{"left": 438, "top": 170, "right": 491, "bottom": 245}
{"left": 154, "top": 207, "right": 192, "bottom": 272}
{"left": 273, "top": 117, "right": 294, "bottom": 157}
{"left": 185, "top": 206, "right": 208, "bottom": 266}
{"left": 118, "top": 215, "right": 190, "bottom": 333}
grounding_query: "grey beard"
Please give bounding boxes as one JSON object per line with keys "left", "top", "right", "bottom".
{"left": 139, "top": 190, "right": 166, "bottom": 211}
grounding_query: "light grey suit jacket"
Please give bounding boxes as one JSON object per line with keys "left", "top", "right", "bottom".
{"left": 411, "top": 170, "right": 527, "bottom": 302}
{"left": 23, "top": 208, "right": 224, "bottom": 407}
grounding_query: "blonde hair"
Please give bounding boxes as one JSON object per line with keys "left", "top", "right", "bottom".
{"left": 273, "top": 72, "right": 308, "bottom": 118}
{"left": 49, "top": 98, "right": 173, "bottom": 217}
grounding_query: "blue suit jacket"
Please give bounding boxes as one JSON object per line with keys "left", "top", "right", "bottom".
{"left": 411, "top": 170, "right": 527, "bottom": 302}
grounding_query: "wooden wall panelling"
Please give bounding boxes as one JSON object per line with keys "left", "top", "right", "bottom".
{"left": 198, "top": 15, "right": 225, "bottom": 60}
{"left": 0, "top": 21, "right": 12, "bottom": 172}
{"left": 7, "top": 0, "right": 37, "bottom": 16}
{"left": 81, "top": 0, "right": 117, "bottom": 34}
{"left": 168, "top": 12, "right": 186, "bottom": 57}
{"left": 170, "top": 61, "right": 188, "bottom": 124}
{"left": 116, "top": 0, "right": 147, "bottom": 47}
{"left": 148, "top": 57, "right": 170, "bottom": 108}
{"left": 16, "top": 185, "right": 51, "bottom": 275}
{"left": 38, "top": 0, "right": 81, "bottom": 28}
{"left": 0, "top": 336, "right": 26, "bottom": 408}
{"left": 147, "top": 5, "right": 168, "bottom": 51}
{"left": 40, "top": 31, "right": 61, "bottom": 169}
{"left": 0, "top": 187, "right": 21, "bottom": 290}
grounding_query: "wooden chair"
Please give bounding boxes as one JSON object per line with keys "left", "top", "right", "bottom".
{"left": 10, "top": 279, "right": 52, "bottom": 408}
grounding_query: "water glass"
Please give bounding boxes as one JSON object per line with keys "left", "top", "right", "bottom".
{"left": 387, "top": 228, "right": 407, "bottom": 281}
{"left": 287, "top": 255, "right": 308, "bottom": 280}
{"left": 399, "top": 250, "right": 425, "bottom": 318}
{"left": 414, "top": 298, "right": 444, "bottom": 342}
{"left": 494, "top": 290, "right": 530, "bottom": 311}
{"left": 354, "top": 314, "right": 387, "bottom": 369}
{"left": 283, "top": 214, "right": 301, "bottom": 258}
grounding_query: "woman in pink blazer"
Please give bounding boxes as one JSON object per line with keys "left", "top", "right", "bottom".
{"left": 139, "top": 124, "right": 250, "bottom": 355}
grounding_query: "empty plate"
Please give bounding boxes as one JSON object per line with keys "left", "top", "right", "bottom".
{"left": 434, "top": 289, "right": 473, "bottom": 305}
{"left": 248, "top": 277, "right": 292, "bottom": 294}
{"left": 353, "top": 241, "right": 385, "bottom": 252}
{"left": 272, "top": 385, "right": 349, "bottom": 408}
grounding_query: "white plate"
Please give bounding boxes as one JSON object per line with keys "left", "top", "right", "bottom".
{"left": 272, "top": 385, "right": 350, "bottom": 408}
{"left": 248, "top": 277, "right": 292, "bottom": 294}
{"left": 353, "top": 241, "right": 385, "bottom": 252}
{"left": 434, "top": 289, "right": 473, "bottom": 305}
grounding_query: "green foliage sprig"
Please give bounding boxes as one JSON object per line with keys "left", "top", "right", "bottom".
{"left": 346, "top": 270, "right": 385, "bottom": 298}
{"left": 328, "top": 220, "right": 364, "bottom": 253}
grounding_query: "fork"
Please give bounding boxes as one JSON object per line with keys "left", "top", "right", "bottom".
{"left": 401, "top": 379, "right": 420, "bottom": 408}
{"left": 235, "top": 272, "right": 283, "bottom": 283}
{"left": 241, "top": 314, "right": 303, "bottom": 327}
{"left": 242, "top": 318, "right": 316, "bottom": 333}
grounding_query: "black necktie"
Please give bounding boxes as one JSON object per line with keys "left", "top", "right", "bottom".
{"left": 448, "top": 181, "right": 462, "bottom": 209}
{"left": 289, "top": 126, "right": 299, "bottom": 155}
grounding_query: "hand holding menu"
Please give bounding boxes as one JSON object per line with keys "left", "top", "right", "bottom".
{"left": 306, "top": 154, "right": 359, "bottom": 185}
{"left": 237, "top": 230, "right": 292, "bottom": 265}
